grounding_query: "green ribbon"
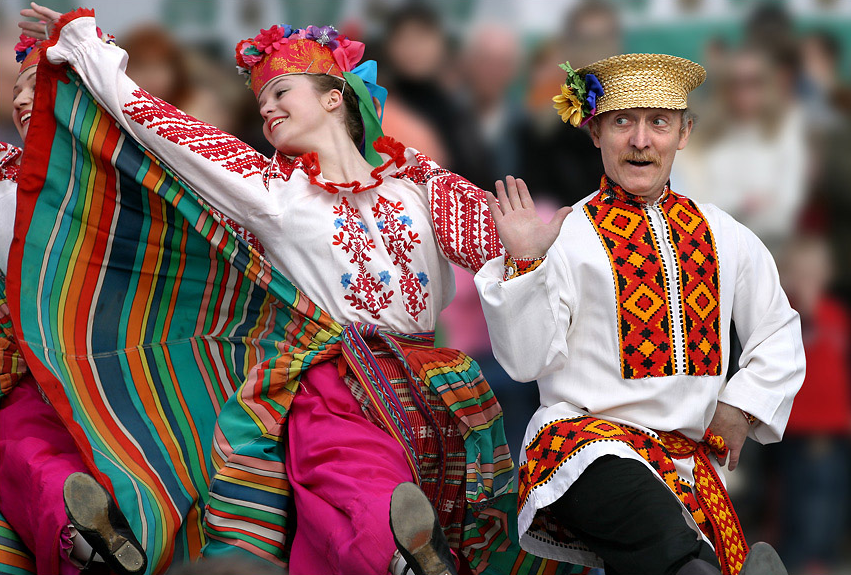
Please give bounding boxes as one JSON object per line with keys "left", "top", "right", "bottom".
{"left": 343, "top": 70, "right": 385, "bottom": 168}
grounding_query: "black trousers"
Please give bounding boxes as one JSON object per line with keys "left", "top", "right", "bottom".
{"left": 549, "top": 455, "right": 720, "bottom": 575}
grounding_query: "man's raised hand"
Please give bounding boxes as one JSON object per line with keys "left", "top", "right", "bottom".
{"left": 486, "top": 176, "right": 572, "bottom": 260}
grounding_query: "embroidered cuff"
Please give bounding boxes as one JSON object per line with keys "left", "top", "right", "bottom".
{"left": 503, "top": 254, "right": 545, "bottom": 281}
{"left": 741, "top": 410, "right": 757, "bottom": 426}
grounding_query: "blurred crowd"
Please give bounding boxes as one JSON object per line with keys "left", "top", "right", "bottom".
{"left": 2, "top": 0, "right": 851, "bottom": 573}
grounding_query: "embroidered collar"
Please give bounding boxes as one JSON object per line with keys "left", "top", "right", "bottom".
{"left": 599, "top": 174, "right": 670, "bottom": 207}
{"left": 270, "top": 136, "right": 409, "bottom": 195}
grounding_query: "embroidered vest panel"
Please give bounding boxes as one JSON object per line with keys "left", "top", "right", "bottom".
{"left": 584, "top": 183, "right": 721, "bottom": 379}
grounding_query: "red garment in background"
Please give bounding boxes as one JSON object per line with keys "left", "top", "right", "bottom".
{"left": 785, "top": 298, "right": 851, "bottom": 435}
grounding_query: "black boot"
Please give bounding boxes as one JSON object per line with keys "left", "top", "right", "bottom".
{"left": 64, "top": 472, "right": 147, "bottom": 575}
{"left": 739, "top": 542, "right": 788, "bottom": 575}
{"left": 389, "top": 482, "right": 458, "bottom": 575}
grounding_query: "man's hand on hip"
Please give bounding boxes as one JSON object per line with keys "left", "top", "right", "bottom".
{"left": 708, "top": 401, "right": 750, "bottom": 471}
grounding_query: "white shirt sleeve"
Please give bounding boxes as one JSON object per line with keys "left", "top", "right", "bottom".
{"left": 474, "top": 248, "right": 573, "bottom": 382}
{"left": 718, "top": 219, "right": 806, "bottom": 443}
{"left": 45, "top": 14, "right": 271, "bottom": 222}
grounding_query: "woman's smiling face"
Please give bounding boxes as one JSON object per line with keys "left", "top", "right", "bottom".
{"left": 12, "top": 67, "right": 37, "bottom": 140}
{"left": 257, "top": 74, "right": 336, "bottom": 156}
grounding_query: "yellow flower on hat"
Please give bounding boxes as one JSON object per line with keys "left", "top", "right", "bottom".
{"left": 553, "top": 84, "right": 584, "bottom": 127}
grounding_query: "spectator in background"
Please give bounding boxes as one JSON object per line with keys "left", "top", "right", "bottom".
{"left": 772, "top": 235, "right": 851, "bottom": 575}
{"left": 518, "top": 0, "right": 617, "bottom": 206}
{"left": 796, "top": 28, "right": 851, "bottom": 308}
{"left": 441, "top": 23, "right": 535, "bottom": 460}
{"left": 457, "top": 21, "right": 525, "bottom": 182}
{"left": 800, "top": 30, "right": 844, "bottom": 129}
{"left": 674, "top": 45, "right": 808, "bottom": 252}
{"left": 379, "top": 4, "right": 492, "bottom": 189}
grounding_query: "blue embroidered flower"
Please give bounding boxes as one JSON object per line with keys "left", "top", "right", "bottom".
{"left": 357, "top": 222, "right": 367, "bottom": 232}
{"left": 376, "top": 221, "right": 385, "bottom": 230}
{"left": 417, "top": 272, "right": 429, "bottom": 286}
{"left": 334, "top": 217, "right": 344, "bottom": 228}
{"left": 399, "top": 215, "right": 413, "bottom": 227}
{"left": 341, "top": 273, "right": 352, "bottom": 288}
{"left": 379, "top": 270, "right": 391, "bottom": 285}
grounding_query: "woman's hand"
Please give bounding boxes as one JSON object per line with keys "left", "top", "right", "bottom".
{"left": 486, "top": 175, "right": 572, "bottom": 259}
{"left": 18, "top": 2, "right": 63, "bottom": 40}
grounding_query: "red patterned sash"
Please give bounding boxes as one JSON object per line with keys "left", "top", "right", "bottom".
{"left": 520, "top": 417, "right": 748, "bottom": 574}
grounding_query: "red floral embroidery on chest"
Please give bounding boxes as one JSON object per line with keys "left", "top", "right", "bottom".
{"left": 331, "top": 196, "right": 430, "bottom": 321}
{"left": 123, "top": 90, "right": 267, "bottom": 178}
{"left": 332, "top": 197, "right": 391, "bottom": 319}
{"left": 372, "top": 196, "right": 429, "bottom": 321}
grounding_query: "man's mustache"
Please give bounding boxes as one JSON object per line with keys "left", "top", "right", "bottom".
{"left": 621, "top": 151, "right": 662, "bottom": 166}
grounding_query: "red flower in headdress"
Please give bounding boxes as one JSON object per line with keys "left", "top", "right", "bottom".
{"left": 15, "top": 34, "right": 38, "bottom": 64}
{"left": 255, "top": 25, "right": 288, "bottom": 55}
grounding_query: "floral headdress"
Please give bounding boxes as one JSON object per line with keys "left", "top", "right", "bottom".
{"left": 15, "top": 34, "right": 41, "bottom": 74}
{"left": 235, "top": 24, "right": 389, "bottom": 167}
{"left": 235, "top": 24, "right": 365, "bottom": 96}
{"left": 553, "top": 61, "right": 604, "bottom": 127}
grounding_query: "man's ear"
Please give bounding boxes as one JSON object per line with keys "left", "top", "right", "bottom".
{"left": 589, "top": 119, "right": 602, "bottom": 149}
{"left": 677, "top": 117, "right": 693, "bottom": 150}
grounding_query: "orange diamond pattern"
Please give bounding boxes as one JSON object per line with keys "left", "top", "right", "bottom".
{"left": 584, "top": 178, "right": 722, "bottom": 379}
{"left": 585, "top": 191, "right": 675, "bottom": 379}
{"left": 661, "top": 196, "right": 722, "bottom": 376}
{"left": 520, "top": 417, "right": 749, "bottom": 575}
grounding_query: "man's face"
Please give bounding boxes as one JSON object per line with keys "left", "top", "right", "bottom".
{"left": 590, "top": 108, "right": 692, "bottom": 200}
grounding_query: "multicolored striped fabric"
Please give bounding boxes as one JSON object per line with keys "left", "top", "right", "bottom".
{"left": 11, "top": 61, "right": 328, "bottom": 573}
{"left": 10, "top": 60, "right": 585, "bottom": 574}
{"left": 0, "top": 514, "right": 36, "bottom": 575}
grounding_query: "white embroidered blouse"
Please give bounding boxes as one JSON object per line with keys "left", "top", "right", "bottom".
{"left": 0, "top": 143, "right": 22, "bottom": 276}
{"left": 45, "top": 14, "right": 501, "bottom": 335}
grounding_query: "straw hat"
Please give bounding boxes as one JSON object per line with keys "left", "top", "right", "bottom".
{"left": 578, "top": 53, "right": 706, "bottom": 115}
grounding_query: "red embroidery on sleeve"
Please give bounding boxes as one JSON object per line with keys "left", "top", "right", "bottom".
{"left": 123, "top": 90, "right": 268, "bottom": 178}
{"left": 394, "top": 152, "right": 501, "bottom": 273}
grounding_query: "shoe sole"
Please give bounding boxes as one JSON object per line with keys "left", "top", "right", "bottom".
{"left": 740, "top": 542, "right": 788, "bottom": 575}
{"left": 390, "top": 483, "right": 452, "bottom": 575}
{"left": 64, "top": 473, "right": 146, "bottom": 574}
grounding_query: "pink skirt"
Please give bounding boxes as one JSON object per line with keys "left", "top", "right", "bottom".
{"left": 0, "top": 376, "right": 88, "bottom": 574}
{"left": 285, "top": 360, "right": 414, "bottom": 575}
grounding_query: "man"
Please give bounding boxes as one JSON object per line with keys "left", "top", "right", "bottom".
{"left": 475, "top": 53, "right": 805, "bottom": 575}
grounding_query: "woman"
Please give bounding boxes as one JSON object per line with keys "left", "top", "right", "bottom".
{"left": 0, "top": 34, "right": 147, "bottom": 575}
{"left": 18, "top": 5, "right": 572, "bottom": 575}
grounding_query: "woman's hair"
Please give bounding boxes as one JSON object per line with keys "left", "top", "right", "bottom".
{"left": 307, "top": 74, "right": 364, "bottom": 147}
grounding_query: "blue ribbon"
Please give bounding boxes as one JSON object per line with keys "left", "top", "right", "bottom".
{"left": 350, "top": 60, "right": 387, "bottom": 124}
